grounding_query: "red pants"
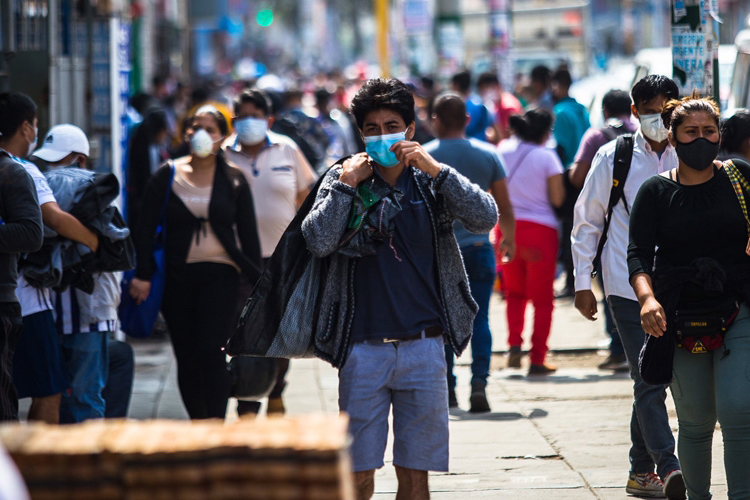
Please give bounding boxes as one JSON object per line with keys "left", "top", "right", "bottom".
{"left": 501, "top": 220, "right": 558, "bottom": 365}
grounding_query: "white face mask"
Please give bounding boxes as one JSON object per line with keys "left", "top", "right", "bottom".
{"left": 190, "top": 129, "right": 215, "bottom": 158}
{"left": 25, "top": 122, "right": 38, "bottom": 158}
{"left": 235, "top": 117, "right": 268, "bottom": 146}
{"left": 640, "top": 113, "right": 669, "bottom": 142}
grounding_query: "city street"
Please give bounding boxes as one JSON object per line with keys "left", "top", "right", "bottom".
{"left": 121, "top": 293, "right": 729, "bottom": 499}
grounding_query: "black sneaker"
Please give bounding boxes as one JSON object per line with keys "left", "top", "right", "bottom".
{"left": 663, "top": 470, "right": 686, "bottom": 499}
{"left": 469, "top": 381, "right": 490, "bottom": 413}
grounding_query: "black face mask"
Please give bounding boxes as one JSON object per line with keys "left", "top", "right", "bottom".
{"left": 675, "top": 137, "right": 720, "bottom": 171}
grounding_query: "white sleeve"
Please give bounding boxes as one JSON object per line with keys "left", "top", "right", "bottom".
{"left": 24, "top": 164, "right": 56, "bottom": 206}
{"left": 571, "top": 147, "right": 614, "bottom": 292}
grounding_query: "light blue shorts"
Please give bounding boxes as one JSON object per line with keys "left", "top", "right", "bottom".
{"left": 338, "top": 335, "right": 449, "bottom": 472}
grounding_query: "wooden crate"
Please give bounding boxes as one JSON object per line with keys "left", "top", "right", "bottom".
{"left": 0, "top": 416, "right": 354, "bottom": 500}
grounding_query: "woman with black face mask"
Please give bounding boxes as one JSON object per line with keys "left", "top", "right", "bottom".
{"left": 627, "top": 92, "right": 750, "bottom": 499}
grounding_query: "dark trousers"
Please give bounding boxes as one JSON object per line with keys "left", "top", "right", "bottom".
{"left": 560, "top": 217, "right": 575, "bottom": 291}
{"left": 103, "top": 339, "right": 134, "bottom": 418}
{"left": 162, "top": 262, "right": 239, "bottom": 420}
{"left": 0, "top": 303, "right": 22, "bottom": 421}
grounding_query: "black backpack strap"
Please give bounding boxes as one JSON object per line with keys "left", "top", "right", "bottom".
{"left": 591, "top": 134, "right": 634, "bottom": 279}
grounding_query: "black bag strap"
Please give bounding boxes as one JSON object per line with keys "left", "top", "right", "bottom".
{"left": 591, "top": 134, "right": 634, "bottom": 278}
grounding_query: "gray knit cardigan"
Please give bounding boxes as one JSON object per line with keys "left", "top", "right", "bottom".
{"left": 301, "top": 164, "right": 498, "bottom": 368}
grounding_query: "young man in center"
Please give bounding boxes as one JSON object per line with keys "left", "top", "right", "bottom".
{"left": 302, "top": 78, "right": 498, "bottom": 500}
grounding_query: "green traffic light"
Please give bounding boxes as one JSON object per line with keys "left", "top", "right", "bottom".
{"left": 257, "top": 9, "right": 273, "bottom": 27}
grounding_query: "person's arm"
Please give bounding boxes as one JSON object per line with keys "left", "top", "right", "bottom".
{"left": 626, "top": 179, "right": 665, "bottom": 336}
{"left": 631, "top": 272, "right": 666, "bottom": 337}
{"left": 0, "top": 164, "right": 43, "bottom": 254}
{"left": 301, "top": 157, "right": 364, "bottom": 258}
{"left": 129, "top": 167, "right": 170, "bottom": 303}
{"left": 489, "top": 179, "right": 515, "bottom": 262}
{"left": 547, "top": 173, "right": 565, "bottom": 208}
{"left": 41, "top": 202, "right": 98, "bottom": 252}
{"left": 568, "top": 161, "right": 591, "bottom": 190}
{"left": 571, "top": 148, "right": 614, "bottom": 320}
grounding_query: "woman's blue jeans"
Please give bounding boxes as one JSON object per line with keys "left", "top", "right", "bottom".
{"left": 671, "top": 304, "right": 750, "bottom": 500}
{"left": 446, "top": 242, "right": 495, "bottom": 389}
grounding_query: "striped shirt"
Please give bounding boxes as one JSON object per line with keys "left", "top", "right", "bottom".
{"left": 53, "top": 272, "right": 120, "bottom": 335}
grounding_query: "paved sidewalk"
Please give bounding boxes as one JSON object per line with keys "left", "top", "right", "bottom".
{"left": 119, "top": 294, "right": 729, "bottom": 499}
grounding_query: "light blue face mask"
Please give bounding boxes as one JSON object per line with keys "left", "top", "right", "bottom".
{"left": 364, "top": 132, "right": 406, "bottom": 168}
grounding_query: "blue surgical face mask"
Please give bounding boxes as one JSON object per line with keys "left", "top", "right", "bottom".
{"left": 364, "top": 132, "right": 406, "bottom": 168}
{"left": 235, "top": 117, "right": 268, "bottom": 145}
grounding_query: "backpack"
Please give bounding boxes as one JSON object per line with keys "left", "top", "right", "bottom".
{"left": 590, "top": 134, "right": 634, "bottom": 278}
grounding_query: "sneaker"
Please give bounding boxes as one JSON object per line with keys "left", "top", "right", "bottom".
{"left": 598, "top": 353, "right": 629, "bottom": 371}
{"left": 626, "top": 472, "right": 665, "bottom": 498}
{"left": 507, "top": 346, "right": 522, "bottom": 368}
{"left": 448, "top": 386, "right": 458, "bottom": 409}
{"left": 527, "top": 363, "right": 557, "bottom": 375}
{"left": 663, "top": 470, "right": 686, "bottom": 499}
{"left": 469, "top": 381, "right": 491, "bottom": 413}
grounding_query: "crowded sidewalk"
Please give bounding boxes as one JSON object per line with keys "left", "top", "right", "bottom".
{"left": 56, "top": 292, "right": 727, "bottom": 499}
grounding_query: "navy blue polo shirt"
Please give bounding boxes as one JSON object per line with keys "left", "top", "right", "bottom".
{"left": 351, "top": 168, "right": 445, "bottom": 342}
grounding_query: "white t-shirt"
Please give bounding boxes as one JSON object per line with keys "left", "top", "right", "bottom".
{"left": 18, "top": 161, "right": 55, "bottom": 317}
{"left": 224, "top": 131, "right": 318, "bottom": 258}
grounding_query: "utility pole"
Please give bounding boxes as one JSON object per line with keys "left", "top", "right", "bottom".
{"left": 435, "top": 0, "right": 462, "bottom": 80}
{"left": 671, "top": 0, "right": 720, "bottom": 103}
{"left": 488, "top": 0, "right": 512, "bottom": 92}
{"left": 375, "top": 0, "right": 390, "bottom": 77}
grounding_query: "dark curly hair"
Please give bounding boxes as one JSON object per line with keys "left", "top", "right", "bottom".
{"left": 631, "top": 75, "right": 679, "bottom": 108}
{"left": 350, "top": 78, "right": 415, "bottom": 130}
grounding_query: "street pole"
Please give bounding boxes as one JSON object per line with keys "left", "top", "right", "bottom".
{"left": 488, "top": 0, "right": 512, "bottom": 92}
{"left": 671, "top": 0, "right": 720, "bottom": 104}
{"left": 376, "top": 0, "right": 390, "bottom": 78}
{"left": 435, "top": 0, "right": 462, "bottom": 81}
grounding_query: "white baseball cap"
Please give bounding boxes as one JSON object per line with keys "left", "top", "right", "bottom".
{"left": 33, "top": 124, "right": 90, "bottom": 162}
